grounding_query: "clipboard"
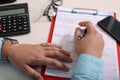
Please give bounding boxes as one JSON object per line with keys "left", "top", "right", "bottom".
{"left": 41, "top": 7, "right": 120, "bottom": 80}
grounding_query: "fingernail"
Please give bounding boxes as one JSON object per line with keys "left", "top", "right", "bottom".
{"left": 38, "top": 78, "right": 43, "bottom": 80}
{"left": 65, "top": 68, "right": 69, "bottom": 71}
{"left": 37, "top": 77, "right": 43, "bottom": 80}
{"left": 63, "top": 66, "right": 69, "bottom": 71}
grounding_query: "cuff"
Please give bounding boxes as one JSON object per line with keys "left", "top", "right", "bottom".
{"left": 72, "top": 54, "right": 104, "bottom": 80}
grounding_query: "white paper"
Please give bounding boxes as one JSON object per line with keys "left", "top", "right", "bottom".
{"left": 45, "top": 7, "right": 119, "bottom": 80}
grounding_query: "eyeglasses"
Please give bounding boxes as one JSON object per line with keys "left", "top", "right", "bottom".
{"left": 43, "top": 0, "right": 63, "bottom": 21}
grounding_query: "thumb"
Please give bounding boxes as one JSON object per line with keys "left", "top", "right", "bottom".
{"left": 79, "top": 21, "right": 95, "bottom": 33}
{"left": 24, "top": 65, "right": 43, "bottom": 80}
{"left": 74, "top": 27, "right": 82, "bottom": 40}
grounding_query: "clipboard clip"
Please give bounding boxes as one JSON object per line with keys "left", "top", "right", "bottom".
{"left": 72, "top": 8, "right": 98, "bottom": 15}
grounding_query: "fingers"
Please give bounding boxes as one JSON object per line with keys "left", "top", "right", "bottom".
{"left": 42, "top": 45, "right": 72, "bottom": 62}
{"left": 79, "top": 21, "right": 97, "bottom": 33}
{"left": 40, "top": 42, "right": 71, "bottom": 55}
{"left": 42, "top": 57, "right": 69, "bottom": 71}
{"left": 74, "top": 27, "right": 82, "bottom": 41}
{"left": 40, "top": 43, "right": 62, "bottom": 49}
{"left": 33, "top": 56, "right": 70, "bottom": 71}
{"left": 40, "top": 43, "right": 71, "bottom": 56}
{"left": 23, "top": 65, "right": 43, "bottom": 80}
{"left": 39, "top": 43, "right": 72, "bottom": 61}
{"left": 43, "top": 46, "right": 70, "bottom": 57}
{"left": 60, "top": 49, "right": 70, "bottom": 57}
{"left": 45, "top": 50, "right": 72, "bottom": 62}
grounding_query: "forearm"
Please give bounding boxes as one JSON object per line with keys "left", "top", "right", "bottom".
{"left": 71, "top": 54, "right": 104, "bottom": 80}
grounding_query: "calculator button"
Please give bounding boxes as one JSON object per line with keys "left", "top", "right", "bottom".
{"left": 23, "top": 22, "right": 27, "bottom": 24}
{"left": 13, "top": 28, "right": 16, "bottom": 30}
{"left": 3, "top": 24, "right": 6, "bottom": 27}
{"left": 8, "top": 20, "right": 11, "bottom": 23}
{"left": 2, "top": 21, "right": 7, "bottom": 24}
{"left": 2, "top": 30, "right": 7, "bottom": 33}
{"left": 13, "top": 26, "right": 17, "bottom": 28}
{"left": 18, "top": 26, "right": 23, "bottom": 31}
{"left": 23, "top": 27, "right": 28, "bottom": 31}
{"left": 23, "top": 25, "right": 27, "bottom": 27}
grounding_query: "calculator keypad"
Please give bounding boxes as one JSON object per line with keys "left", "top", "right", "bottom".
{"left": 0, "top": 14, "right": 30, "bottom": 37}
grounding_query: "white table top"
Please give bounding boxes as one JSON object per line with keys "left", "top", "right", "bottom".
{"left": 0, "top": 0, "right": 120, "bottom": 80}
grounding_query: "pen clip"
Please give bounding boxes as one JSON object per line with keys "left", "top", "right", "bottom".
{"left": 72, "top": 8, "right": 98, "bottom": 15}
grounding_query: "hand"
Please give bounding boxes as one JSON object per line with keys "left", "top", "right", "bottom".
{"left": 6, "top": 43, "right": 72, "bottom": 80}
{"left": 74, "top": 21, "right": 104, "bottom": 58}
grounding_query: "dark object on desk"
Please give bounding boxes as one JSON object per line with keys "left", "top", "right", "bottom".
{"left": 97, "top": 16, "right": 120, "bottom": 42}
{"left": 0, "top": 3, "right": 30, "bottom": 37}
{"left": 0, "top": 0, "right": 16, "bottom": 4}
{"left": 43, "top": 0, "right": 63, "bottom": 21}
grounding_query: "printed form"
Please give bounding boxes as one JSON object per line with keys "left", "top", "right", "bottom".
{"left": 45, "top": 7, "right": 119, "bottom": 80}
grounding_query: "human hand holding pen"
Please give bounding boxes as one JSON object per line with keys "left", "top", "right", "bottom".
{"left": 74, "top": 21, "right": 104, "bottom": 58}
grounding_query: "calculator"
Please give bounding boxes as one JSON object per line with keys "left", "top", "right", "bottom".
{"left": 0, "top": 3, "right": 30, "bottom": 37}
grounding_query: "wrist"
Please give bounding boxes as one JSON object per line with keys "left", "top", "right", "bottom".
{"left": 1, "top": 40, "right": 12, "bottom": 61}
{"left": 1, "top": 38, "right": 18, "bottom": 61}
{"left": 79, "top": 52, "right": 102, "bottom": 58}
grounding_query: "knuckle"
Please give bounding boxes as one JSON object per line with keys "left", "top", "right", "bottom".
{"left": 98, "top": 33, "right": 103, "bottom": 38}
{"left": 50, "top": 60, "right": 58, "bottom": 66}
{"left": 31, "top": 53, "right": 43, "bottom": 62}
{"left": 35, "top": 55, "right": 44, "bottom": 62}
{"left": 30, "top": 73, "right": 39, "bottom": 80}
{"left": 35, "top": 45, "right": 43, "bottom": 50}
{"left": 86, "top": 21, "right": 91, "bottom": 23}
{"left": 23, "top": 65, "right": 28, "bottom": 71}
{"left": 86, "top": 21, "right": 92, "bottom": 25}
{"left": 51, "top": 50, "right": 56, "bottom": 54}
{"left": 48, "top": 46, "right": 53, "bottom": 50}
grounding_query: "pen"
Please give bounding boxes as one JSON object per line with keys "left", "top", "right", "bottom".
{"left": 78, "top": 29, "right": 87, "bottom": 40}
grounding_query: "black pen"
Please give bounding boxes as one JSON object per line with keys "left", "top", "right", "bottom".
{"left": 78, "top": 29, "right": 87, "bottom": 40}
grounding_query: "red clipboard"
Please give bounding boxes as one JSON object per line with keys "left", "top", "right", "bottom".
{"left": 41, "top": 12, "right": 120, "bottom": 80}
{"left": 114, "top": 13, "right": 120, "bottom": 74}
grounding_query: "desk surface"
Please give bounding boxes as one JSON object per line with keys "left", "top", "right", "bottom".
{"left": 0, "top": 0, "right": 120, "bottom": 80}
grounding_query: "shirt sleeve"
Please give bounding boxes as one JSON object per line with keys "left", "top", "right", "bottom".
{"left": 71, "top": 54, "right": 104, "bottom": 80}
{"left": 0, "top": 38, "right": 4, "bottom": 60}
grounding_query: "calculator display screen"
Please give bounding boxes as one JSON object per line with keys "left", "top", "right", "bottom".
{"left": 0, "top": 8, "right": 25, "bottom": 16}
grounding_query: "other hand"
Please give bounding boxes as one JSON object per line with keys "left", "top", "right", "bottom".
{"left": 74, "top": 21, "right": 104, "bottom": 58}
{"left": 6, "top": 43, "right": 72, "bottom": 80}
